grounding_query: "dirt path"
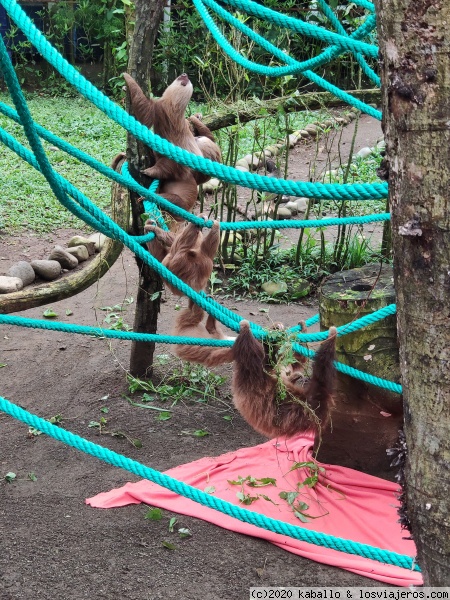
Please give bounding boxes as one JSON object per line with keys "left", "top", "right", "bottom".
{"left": 0, "top": 115, "right": 390, "bottom": 600}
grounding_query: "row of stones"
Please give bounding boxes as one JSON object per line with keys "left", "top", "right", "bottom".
{"left": 0, "top": 232, "right": 107, "bottom": 294}
{"left": 322, "top": 136, "right": 385, "bottom": 181}
{"left": 202, "top": 108, "right": 360, "bottom": 196}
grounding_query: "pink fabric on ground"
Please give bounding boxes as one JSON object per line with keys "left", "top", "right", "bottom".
{"left": 86, "top": 433, "right": 422, "bottom": 586}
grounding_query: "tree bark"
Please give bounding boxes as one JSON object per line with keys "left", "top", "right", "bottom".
{"left": 201, "top": 88, "right": 380, "bottom": 132}
{"left": 375, "top": 0, "right": 450, "bottom": 584}
{"left": 126, "top": 0, "right": 165, "bottom": 377}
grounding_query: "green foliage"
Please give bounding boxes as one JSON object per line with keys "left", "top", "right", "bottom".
{"left": 127, "top": 358, "right": 229, "bottom": 406}
{"left": 0, "top": 93, "right": 125, "bottom": 233}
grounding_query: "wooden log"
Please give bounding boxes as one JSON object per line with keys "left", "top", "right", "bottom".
{"left": 0, "top": 158, "right": 129, "bottom": 314}
{"left": 316, "top": 263, "right": 402, "bottom": 479}
{"left": 202, "top": 88, "right": 380, "bottom": 132}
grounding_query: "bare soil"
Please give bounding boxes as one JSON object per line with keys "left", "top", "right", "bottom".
{"left": 0, "top": 114, "right": 391, "bottom": 600}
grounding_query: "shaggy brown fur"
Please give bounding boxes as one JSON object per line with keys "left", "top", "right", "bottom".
{"left": 123, "top": 72, "right": 221, "bottom": 216}
{"left": 172, "top": 302, "right": 234, "bottom": 366}
{"left": 144, "top": 215, "right": 220, "bottom": 299}
{"left": 231, "top": 321, "right": 337, "bottom": 438}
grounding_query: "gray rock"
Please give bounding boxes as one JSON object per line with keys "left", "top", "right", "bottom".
{"left": 235, "top": 158, "right": 250, "bottom": 169}
{"left": 31, "top": 260, "right": 62, "bottom": 281}
{"left": 261, "top": 281, "right": 288, "bottom": 296}
{"left": 291, "top": 279, "right": 311, "bottom": 299}
{"left": 305, "top": 124, "right": 318, "bottom": 136}
{"left": 296, "top": 198, "right": 308, "bottom": 212}
{"left": 7, "top": 261, "right": 35, "bottom": 286}
{"left": 202, "top": 178, "right": 221, "bottom": 193}
{"left": 67, "top": 236, "right": 96, "bottom": 255}
{"left": 66, "top": 245, "right": 89, "bottom": 262}
{"left": 356, "top": 146, "right": 373, "bottom": 159}
{"left": 87, "top": 232, "right": 108, "bottom": 252}
{"left": 49, "top": 245, "right": 79, "bottom": 270}
{"left": 299, "top": 130, "right": 310, "bottom": 139}
{"left": 288, "top": 133, "right": 299, "bottom": 148}
{"left": 0, "top": 276, "right": 23, "bottom": 294}
{"left": 275, "top": 207, "right": 292, "bottom": 220}
{"left": 285, "top": 201, "right": 298, "bottom": 215}
{"left": 377, "top": 139, "right": 386, "bottom": 150}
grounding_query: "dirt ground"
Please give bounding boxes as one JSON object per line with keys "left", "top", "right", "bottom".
{"left": 0, "top": 114, "right": 393, "bottom": 600}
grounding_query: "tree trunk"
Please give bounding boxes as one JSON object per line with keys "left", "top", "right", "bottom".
{"left": 375, "top": 0, "right": 450, "bottom": 584}
{"left": 126, "top": 0, "right": 165, "bottom": 377}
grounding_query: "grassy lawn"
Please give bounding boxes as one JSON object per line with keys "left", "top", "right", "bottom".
{"left": 0, "top": 90, "right": 376, "bottom": 235}
{"left": 0, "top": 93, "right": 126, "bottom": 234}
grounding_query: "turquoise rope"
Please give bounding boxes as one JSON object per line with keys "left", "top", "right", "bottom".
{"left": 297, "top": 304, "right": 396, "bottom": 342}
{"left": 0, "top": 0, "right": 388, "bottom": 199}
{"left": 220, "top": 0, "right": 378, "bottom": 57}
{"left": 0, "top": 396, "right": 418, "bottom": 571}
{"left": 0, "top": 123, "right": 389, "bottom": 236}
{"left": 315, "top": 0, "right": 379, "bottom": 87}
{"left": 0, "top": 312, "right": 402, "bottom": 394}
{"left": 195, "top": 0, "right": 381, "bottom": 120}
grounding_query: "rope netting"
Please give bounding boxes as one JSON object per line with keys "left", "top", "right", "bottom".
{"left": 0, "top": 0, "right": 413, "bottom": 569}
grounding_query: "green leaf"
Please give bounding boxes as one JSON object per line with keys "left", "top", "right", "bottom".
{"left": 150, "top": 291, "right": 161, "bottom": 301}
{"left": 126, "top": 397, "right": 172, "bottom": 412}
{"left": 193, "top": 429, "right": 210, "bottom": 437}
{"left": 28, "top": 472, "right": 38, "bottom": 482}
{"left": 145, "top": 507, "right": 163, "bottom": 521}
{"left": 156, "top": 411, "right": 172, "bottom": 421}
{"left": 43, "top": 309, "right": 58, "bottom": 318}
{"left": 294, "top": 511, "right": 309, "bottom": 523}
{"left": 4, "top": 472, "right": 16, "bottom": 482}
{"left": 88, "top": 421, "right": 100, "bottom": 428}
{"left": 247, "top": 477, "right": 276, "bottom": 487}
{"left": 131, "top": 438, "right": 143, "bottom": 449}
{"left": 222, "top": 415, "right": 232, "bottom": 421}
{"left": 169, "top": 517, "right": 177, "bottom": 532}
{"left": 0, "top": 363, "right": 6, "bottom": 368}
{"left": 161, "top": 540, "right": 177, "bottom": 550}
{"left": 100, "top": 406, "right": 109, "bottom": 414}
{"left": 260, "top": 494, "right": 278, "bottom": 505}
{"left": 178, "top": 527, "right": 192, "bottom": 538}
{"left": 204, "top": 486, "right": 216, "bottom": 494}
{"left": 279, "top": 491, "right": 298, "bottom": 505}
{"left": 236, "top": 491, "right": 258, "bottom": 505}
{"left": 65, "top": 309, "right": 73, "bottom": 316}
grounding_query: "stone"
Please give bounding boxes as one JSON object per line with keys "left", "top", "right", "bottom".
{"left": 243, "top": 154, "right": 261, "bottom": 168}
{"left": 274, "top": 207, "right": 292, "bottom": 220}
{"left": 288, "top": 133, "right": 298, "bottom": 148}
{"left": 31, "top": 260, "right": 62, "bottom": 281}
{"left": 266, "top": 145, "right": 281, "bottom": 156}
{"left": 356, "top": 147, "right": 373, "bottom": 159}
{"left": 66, "top": 245, "right": 89, "bottom": 262}
{"left": 87, "top": 232, "right": 108, "bottom": 252}
{"left": 7, "top": 261, "right": 35, "bottom": 286}
{"left": 305, "top": 124, "right": 318, "bottom": 136}
{"left": 261, "top": 281, "right": 288, "bottom": 296}
{"left": 323, "top": 119, "right": 334, "bottom": 128}
{"left": 67, "top": 236, "right": 96, "bottom": 255}
{"left": 0, "top": 276, "right": 23, "bottom": 294}
{"left": 377, "top": 139, "right": 386, "bottom": 151}
{"left": 235, "top": 166, "right": 249, "bottom": 173}
{"left": 235, "top": 158, "right": 250, "bottom": 169}
{"left": 298, "top": 129, "right": 310, "bottom": 139}
{"left": 296, "top": 198, "right": 308, "bottom": 212}
{"left": 284, "top": 201, "right": 298, "bottom": 215}
{"left": 334, "top": 117, "right": 347, "bottom": 125}
{"left": 49, "top": 245, "right": 79, "bottom": 270}
{"left": 290, "top": 279, "right": 311, "bottom": 299}
{"left": 202, "top": 178, "right": 221, "bottom": 193}
{"left": 220, "top": 231, "right": 242, "bottom": 246}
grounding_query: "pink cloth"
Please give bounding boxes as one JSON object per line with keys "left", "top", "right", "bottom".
{"left": 86, "top": 434, "right": 422, "bottom": 586}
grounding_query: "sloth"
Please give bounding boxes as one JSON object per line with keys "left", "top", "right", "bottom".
{"left": 144, "top": 214, "right": 220, "bottom": 298}
{"left": 230, "top": 321, "right": 338, "bottom": 439}
{"left": 123, "top": 72, "right": 221, "bottom": 216}
{"left": 172, "top": 302, "right": 235, "bottom": 367}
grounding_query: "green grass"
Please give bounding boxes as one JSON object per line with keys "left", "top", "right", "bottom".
{"left": 0, "top": 92, "right": 125, "bottom": 233}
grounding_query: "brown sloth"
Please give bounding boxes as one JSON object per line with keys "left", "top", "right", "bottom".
{"left": 172, "top": 302, "right": 235, "bottom": 367}
{"left": 230, "top": 321, "right": 338, "bottom": 438}
{"left": 123, "top": 72, "right": 221, "bottom": 216}
{"left": 144, "top": 215, "right": 220, "bottom": 298}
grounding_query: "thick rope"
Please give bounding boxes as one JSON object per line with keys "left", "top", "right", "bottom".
{"left": 194, "top": 0, "right": 381, "bottom": 119}
{"left": 0, "top": 0, "right": 388, "bottom": 200}
{"left": 0, "top": 396, "right": 418, "bottom": 571}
